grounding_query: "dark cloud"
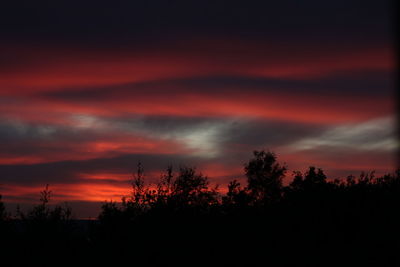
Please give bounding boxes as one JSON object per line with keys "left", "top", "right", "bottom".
{"left": 0, "top": 120, "right": 60, "bottom": 141}
{"left": 0, "top": 119, "right": 115, "bottom": 157}
{"left": 222, "top": 119, "right": 328, "bottom": 147}
{"left": 39, "top": 70, "right": 395, "bottom": 102}
{"left": 0, "top": 119, "right": 106, "bottom": 142}
{"left": 111, "top": 115, "right": 223, "bottom": 135}
{"left": 0, "top": 153, "right": 210, "bottom": 185}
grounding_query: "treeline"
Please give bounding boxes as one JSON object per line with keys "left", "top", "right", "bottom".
{"left": 1, "top": 151, "right": 399, "bottom": 266}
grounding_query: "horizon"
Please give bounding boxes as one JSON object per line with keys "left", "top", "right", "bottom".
{"left": 3, "top": 156, "right": 398, "bottom": 219}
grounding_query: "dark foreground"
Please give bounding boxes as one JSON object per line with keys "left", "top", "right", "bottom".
{"left": 1, "top": 151, "right": 399, "bottom": 266}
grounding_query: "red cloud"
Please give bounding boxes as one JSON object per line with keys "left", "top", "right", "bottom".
{"left": 0, "top": 40, "right": 393, "bottom": 94}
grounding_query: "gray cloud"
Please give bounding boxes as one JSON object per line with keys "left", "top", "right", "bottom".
{"left": 0, "top": 114, "right": 396, "bottom": 189}
{"left": 0, "top": 114, "right": 329, "bottom": 160}
{"left": 288, "top": 116, "right": 398, "bottom": 152}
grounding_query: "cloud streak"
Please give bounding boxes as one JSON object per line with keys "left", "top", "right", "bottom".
{"left": 289, "top": 116, "right": 398, "bottom": 152}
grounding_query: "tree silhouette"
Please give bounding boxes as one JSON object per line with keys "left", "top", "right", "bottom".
{"left": 289, "top": 166, "right": 327, "bottom": 192}
{"left": 27, "top": 184, "right": 52, "bottom": 221}
{"left": 222, "top": 179, "right": 250, "bottom": 210}
{"left": 154, "top": 165, "right": 174, "bottom": 207}
{"left": 0, "top": 195, "right": 6, "bottom": 221}
{"left": 168, "top": 166, "right": 219, "bottom": 210}
{"left": 244, "top": 150, "right": 286, "bottom": 204}
{"left": 2, "top": 150, "right": 400, "bottom": 267}
{"left": 126, "top": 161, "right": 155, "bottom": 214}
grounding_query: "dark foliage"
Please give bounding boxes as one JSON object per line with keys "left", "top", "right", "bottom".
{"left": 1, "top": 151, "right": 399, "bottom": 266}
{"left": 0, "top": 195, "right": 6, "bottom": 221}
{"left": 245, "top": 150, "right": 286, "bottom": 204}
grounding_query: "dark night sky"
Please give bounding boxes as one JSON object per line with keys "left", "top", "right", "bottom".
{"left": 0, "top": 0, "right": 397, "bottom": 217}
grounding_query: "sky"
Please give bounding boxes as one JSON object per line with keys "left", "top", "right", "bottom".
{"left": 0, "top": 0, "right": 398, "bottom": 217}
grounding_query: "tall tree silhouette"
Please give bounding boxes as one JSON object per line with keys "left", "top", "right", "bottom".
{"left": 27, "top": 184, "right": 52, "bottom": 221}
{"left": 244, "top": 150, "right": 286, "bottom": 204}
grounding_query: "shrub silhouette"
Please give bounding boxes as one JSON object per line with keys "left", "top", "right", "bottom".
{"left": 288, "top": 166, "right": 327, "bottom": 192}
{"left": 18, "top": 184, "right": 72, "bottom": 223}
{"left": 99, "top": 164, "right": 220, "bottom": 223}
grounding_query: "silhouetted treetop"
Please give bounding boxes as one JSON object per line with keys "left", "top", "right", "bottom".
{"left": 169, "top": 166, "right": 220, "bottom": 209}
{"left": 244, "top": 150, "right": 287, "bottom": 204}
{"left": 289, "top": 166, "right": 327, "bottom": 192}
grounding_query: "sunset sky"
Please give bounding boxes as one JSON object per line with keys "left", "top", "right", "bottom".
{"left": 0, "top": 0, "right": 397, "bottom": 217}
